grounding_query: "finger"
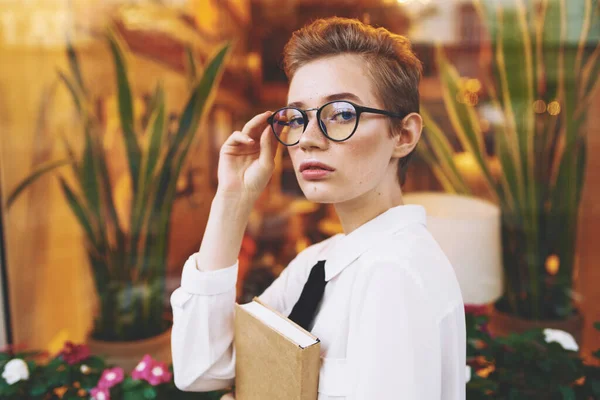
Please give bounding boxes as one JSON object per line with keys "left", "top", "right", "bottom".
{"left": 220, "top": 394, "right": 235, "bottom": 400}
{"left": 259, "top": 123, "right": 278, "bottom": 167}
{"left": 241, "top": 111, "right": 272, "bottom": 141}
{"left": 223, "top": 130, "right": 255, "bottom": 147}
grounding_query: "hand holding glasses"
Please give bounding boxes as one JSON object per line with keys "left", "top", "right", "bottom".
{"left": 267, "top": 100, "right": 407, "bottom": 146}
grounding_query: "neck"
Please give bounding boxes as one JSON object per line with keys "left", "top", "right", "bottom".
{"left": 334, "top": 170, "right": 404, "bottom": 235}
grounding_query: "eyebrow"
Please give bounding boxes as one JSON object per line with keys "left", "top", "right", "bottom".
{"left": 287, "top": 92, "right": 363, "bottom": 108}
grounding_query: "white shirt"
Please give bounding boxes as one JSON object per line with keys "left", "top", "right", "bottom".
{"left": 170, "top": 204, "right": 466, "bottom": 399}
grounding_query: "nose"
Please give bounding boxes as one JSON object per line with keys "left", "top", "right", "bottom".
{"left": 298, "top": 113, "right": 328, "bottom": 150}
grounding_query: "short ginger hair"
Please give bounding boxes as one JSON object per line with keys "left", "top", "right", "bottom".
{"left": 282, "top": 17, "right": 423, "bottom": 186}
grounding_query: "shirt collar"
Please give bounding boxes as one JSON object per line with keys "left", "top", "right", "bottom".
{"left": 323, "top": 204, "right": 426, "bottom": 281}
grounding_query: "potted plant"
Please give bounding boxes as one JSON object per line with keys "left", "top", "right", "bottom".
{"left": 5, "top": 30, "right": 230, "bottom": 368}
{"left": 417, "top": 0, "right": 599, "bottom": 339}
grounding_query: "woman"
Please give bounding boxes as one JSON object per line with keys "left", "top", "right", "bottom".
{"left": 171, "top": 17, "right": 466, "bottom": 399}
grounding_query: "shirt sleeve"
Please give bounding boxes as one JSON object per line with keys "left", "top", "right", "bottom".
{"left": 350, "top": 263, "right": 443, "bottom": 400}
{"left": 170, "top": 254, "right": 239, "bottom": 391}
{"left": 170, "top": 250, "right": 308, "bottom": 392}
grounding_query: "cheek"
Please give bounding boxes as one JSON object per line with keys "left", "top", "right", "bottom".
{"left": 342, "top": 131, "right": 392, "bottom": 182}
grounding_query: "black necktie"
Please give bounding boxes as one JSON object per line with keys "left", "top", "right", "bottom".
{"left": 288, "top": 260, "right": 328, "bottom": 331}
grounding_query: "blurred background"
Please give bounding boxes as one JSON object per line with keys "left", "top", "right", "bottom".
{"left": 0, "top": 0, "right": 599, "bottom": 395}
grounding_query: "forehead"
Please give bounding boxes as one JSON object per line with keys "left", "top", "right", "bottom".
{"left": 287, "top": 54, "right": 378, "bottom": 107}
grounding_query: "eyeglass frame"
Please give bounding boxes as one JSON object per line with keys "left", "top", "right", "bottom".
{"left": 267, "top": 100, "right": 408, "bottom": 146}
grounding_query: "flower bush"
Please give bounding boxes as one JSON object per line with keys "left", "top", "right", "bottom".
{"left": 465, "top": 307, "right": 600, "bottom": 399}
{"left": 1, "top": 316, "right": 599, "bottom": 399}
{"left": 0, "top": 342, "right": 229, "bottom": 400}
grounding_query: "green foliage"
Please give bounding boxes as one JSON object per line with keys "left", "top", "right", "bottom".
{"left": 466, "top": 310, "right": 600, "bottom": 399}
{"left": 2, "top": 323, "right": 598, "bottom": 399}
{"left": 419, "top": 0, "right": 600, "bottom": 320}
{"left": 0, "top": 344, "right": 230, "bottom": 399}
{"left": 5, "top": 31, "right": 230, "bottom": 341}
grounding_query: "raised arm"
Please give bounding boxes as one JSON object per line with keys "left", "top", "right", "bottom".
{"left": 170, "top": 111, "right": 278, "bottom": 391}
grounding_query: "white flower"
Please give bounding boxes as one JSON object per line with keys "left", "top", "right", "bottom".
{"left": 465, "top": 365, "right": 471, "bottom": 383}
{"left": 80, "top": 364, "right": 90, "bottom": 374}
{"left": 2, "top": 358, "right": 29, "bottom": 385}
{"left": 543, "top": 328, "right": 579, "bottom": 351}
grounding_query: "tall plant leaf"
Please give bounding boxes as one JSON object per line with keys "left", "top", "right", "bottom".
{"left": 6, "top": 160, "right": 72, "bottom": 208}
{"left": 185, "top": 47, "right": 198, "bottom": 86}
{"left": 420, "top": 107, "right": 471, "bottom": 194}
{"left": 80, "top": 122, "right": 102, "bottom": 224}
{"left": 140, "top": 43, "right": 231, "bottom": 282}
{"left": 436, "top": 46, "right": 498, "bottom": 201}
{"left": 57, "top": 177, "right": 97, "bottom": 246}
{"left": 107, "top": 31, "right": 141, "bottom": 196}
{"left": 130, "top": 84, "right": 166, "bottom": 269}
{"left": 66, "top": 38, "right": 86, "bottom": 95}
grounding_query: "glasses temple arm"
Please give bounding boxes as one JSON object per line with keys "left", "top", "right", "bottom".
{"left": 357, "top": 105, "right": 406, "bottom": 119}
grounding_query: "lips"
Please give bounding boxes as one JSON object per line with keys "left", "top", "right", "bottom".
{"left": 299, "top": 160, "right": 335, "bottom": 172}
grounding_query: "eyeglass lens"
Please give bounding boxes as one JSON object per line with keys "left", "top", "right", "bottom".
{"left": 271, "top": 101, "right": 358, "bottom": 145}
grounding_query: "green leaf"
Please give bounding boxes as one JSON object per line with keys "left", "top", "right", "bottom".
{"left": 85, "top": 356, "right": 106, "bottom": 370}
{"left": 66, "top": 38, "right": 86, "bottom": 95}
{"left": 80, "top": 122, "right": 101, "bottom": 224}
{"left": 143, "top": 386, "right": 157, "bottom": 399}
{"left": 107, "top": 30, "right": 141, "bottom": 196}
{"left": 185, "top": 46, "right": 198, "bottom": 86}
{"left": 591, "top": 379, "right": 600, "bottom": 395}
{"left": 122, "top": 377, "right": 142, "bottom": 390}
{"left": 594, "top": 321, "right": 600, "bottom": 331}
{"left": 57, "top": 70, "right": 85, "bottom": 117}
{"left": 559, "top": 385, "right": 576, "bottom": 400}
{"left": 420, "top": 107, "right": 471, "bottom": 194}
{"left": 140, "top": 42, "right": 231, "bottom": 281}
{"left": 29, "top": 382, "right": 48, "bottom": 396}
{"left": 6, "top": 159, "right": 72, "bottom": 208}
{"left": 435, "top": 46, "right": 498, "bottom": 200}
{"left": 58, "top": 177, "right": 97, "bottom": 245}
{"left": 124, "top": 388, "right": 147, "bottom": 400}
{"left": 130, "top": 83, "right": 166, "bottom": 246}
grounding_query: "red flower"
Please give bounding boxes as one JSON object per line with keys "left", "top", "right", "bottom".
{"left": 59, "top": 341, "right": 90, "bottom": 365}
{"left": 98, "top": 367, "right": 124, "bottom": 389}
{"left": 90, "top": 386, "right": 110, "bottom": 400}
{"left": 464, "top": 304, "right": 488, "bottom": 317}
{"left": 131, "top": 354, "right": 172, "bottom": 386}
{"left": 131, "top": 354, "right": 154, "bottom": 381}
{"left": 146, "top": 361, "right": 172, "bottom": 386}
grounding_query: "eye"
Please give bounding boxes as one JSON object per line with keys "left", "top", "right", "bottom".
{"left": 275, "top": 116, "right": 304, "bottom": 128}
{"left": 330, "top": 109, "right": 356, "bottom": 123}
{"left": 288, "top": 116, "right": 305, "bottom": 128}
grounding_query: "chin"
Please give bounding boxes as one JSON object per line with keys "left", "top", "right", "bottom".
{"left": 298, "top": 181, "right": 351, "bottom": 204}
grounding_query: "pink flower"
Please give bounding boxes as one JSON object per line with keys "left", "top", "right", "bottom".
{"left": 90, "top": 387, "right": 110, "bottom": 400}
{"left": 464, "top": 304, "right": 488, "bottom": 316}
{"left": 146, "top": 361, "right": 172, "bottom": 386}
{"left": 58, "top": 341, "right": 90, "bottom": 365}
{"left": 131, "top": 354, "right": 154, "bottom": 380}
{"left": 98, "top": 367, "right": 124, "bottom": 389}
{"left": 131, "top": 354, "right": 172, "bottom": 386}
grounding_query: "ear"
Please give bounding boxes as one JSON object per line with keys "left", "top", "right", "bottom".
{"left": 391, "top": 112, "right": 423, "bottom": 158}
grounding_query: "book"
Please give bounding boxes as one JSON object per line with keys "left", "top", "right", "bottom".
{"left": 234, "top": 297, "right": 321, "bottom": 400}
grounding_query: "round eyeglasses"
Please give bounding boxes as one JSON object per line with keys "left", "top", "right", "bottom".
{"left": 267, "top": 100, "right": 407, "bottom": 146}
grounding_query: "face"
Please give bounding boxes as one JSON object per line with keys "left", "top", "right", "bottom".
{"left": 285, "top": 54, "right": 400, "bottom": 204}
